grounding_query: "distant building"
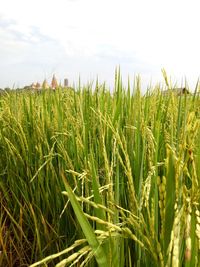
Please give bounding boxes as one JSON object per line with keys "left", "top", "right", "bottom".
{"left": 51, "top": 74, "right": 58, "bottom": 89}
{"left": 162, "top": 87, "right": 190, "bottom": 96}
{"left": 42, "top": 79, "right": 49, "bottom": 89}
{"left": 64, "top": 78, "right": 69, "bottom": 87}
{"left": 31, "top": 82, "right": 37, "bottom": 89}
{"left": 35, "top": 82, "right": 41, "bottom": 90}
{"left": 28, "top": 74, "right": 67, "bottom": 91}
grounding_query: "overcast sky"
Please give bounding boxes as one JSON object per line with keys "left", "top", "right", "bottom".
{"left": 0, "top": 0, "right": 200, "bottom": 90}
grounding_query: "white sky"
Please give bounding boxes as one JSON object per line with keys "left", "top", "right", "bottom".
{"left": 0, "top": 0, "right": 200, "bottom": 90}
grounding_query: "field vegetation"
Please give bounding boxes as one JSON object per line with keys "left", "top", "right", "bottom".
{"left": 0, "top": 71, "right": 200, "bottom": 266}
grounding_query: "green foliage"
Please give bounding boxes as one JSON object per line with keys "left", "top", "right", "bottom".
{"left": 0, "top": 74, "right": 200, "bottom": 266}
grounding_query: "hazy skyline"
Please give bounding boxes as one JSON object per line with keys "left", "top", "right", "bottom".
{"left": 0, "top": 0, "right": 200, "bottom": 90}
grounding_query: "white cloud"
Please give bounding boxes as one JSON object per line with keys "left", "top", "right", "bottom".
{"left": 0, "top": 0, "right": 200, "bottom": 89}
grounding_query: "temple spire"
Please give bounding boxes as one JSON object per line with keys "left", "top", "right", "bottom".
{"left": 51, "top": 74, "right": 58, "bottom": 89}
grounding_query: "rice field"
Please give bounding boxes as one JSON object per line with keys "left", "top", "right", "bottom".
{"left": 0, "top": 71, "right": 200, "bottom": 267}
